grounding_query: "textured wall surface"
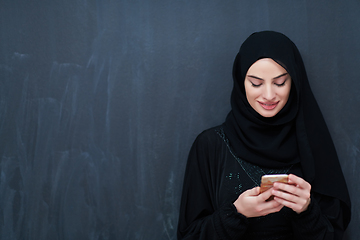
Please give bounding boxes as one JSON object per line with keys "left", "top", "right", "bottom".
{"left": 0, "top": 1, "right": 359, "bottom": 239}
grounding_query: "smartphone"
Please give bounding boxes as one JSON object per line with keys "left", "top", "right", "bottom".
{"left": 260, "top": 174, "right": 289, "bottom": 194}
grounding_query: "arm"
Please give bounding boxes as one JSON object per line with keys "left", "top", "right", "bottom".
{"left": 177, "top": 132, "right": 286, "bottom": 239}
{"left": 291, "top": 194, "right": 346, "bottom": 240}
{"left": 177, "top": 134, "right": 249, "bottom": 240}
{"left": 233, "top": 186, "right": 284, "bottom": 218}
{"left": 272, "top": 174, "right": 348, "bottom": 239}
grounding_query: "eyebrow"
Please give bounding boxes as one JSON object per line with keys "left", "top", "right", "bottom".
{"left": 247, "top": 73, "right": 288, "bottom": 81}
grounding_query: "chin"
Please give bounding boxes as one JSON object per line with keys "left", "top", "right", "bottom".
{"left": 257, "top": 109, "right": 279, "bottom": 118}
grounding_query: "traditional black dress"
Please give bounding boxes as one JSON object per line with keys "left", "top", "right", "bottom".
{"left": 177, "top": 31, "right": 351, "bottom": 240}
{"left": 178, "top": 126, "right": 348, "bottom": 239}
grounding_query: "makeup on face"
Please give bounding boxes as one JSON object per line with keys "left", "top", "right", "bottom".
{"left": 244, "top": 58, "right": 291, "bottom": 118}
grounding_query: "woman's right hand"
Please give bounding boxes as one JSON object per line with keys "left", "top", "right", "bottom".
{"left": 233, "top": 186, "right": 284, "bottom": 218}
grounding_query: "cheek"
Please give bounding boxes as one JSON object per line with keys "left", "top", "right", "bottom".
{"left": 280, "top": 86, "right": 291, "bottom": 102}
{"left": 244, "top": 82, "right": 258, "bottom": 99}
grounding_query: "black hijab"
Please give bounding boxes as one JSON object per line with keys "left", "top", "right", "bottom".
{"left": 223, "top": 31, "right": 351, "bottom": 226}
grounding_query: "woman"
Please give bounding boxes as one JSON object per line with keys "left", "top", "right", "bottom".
{"left": 177, "top": 31, "right": 351, "bottom": 239}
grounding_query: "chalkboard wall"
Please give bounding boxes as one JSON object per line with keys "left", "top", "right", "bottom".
{"left": 1, "top": 1, "right": 359, "bottom": 239}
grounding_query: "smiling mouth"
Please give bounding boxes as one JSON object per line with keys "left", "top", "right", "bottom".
{"left": 258, "top": 101, "right": 279, "bottom": 110}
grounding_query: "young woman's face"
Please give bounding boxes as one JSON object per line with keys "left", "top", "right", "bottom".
{"left": 244, "top": 58, "right": 291, "bottom": 118}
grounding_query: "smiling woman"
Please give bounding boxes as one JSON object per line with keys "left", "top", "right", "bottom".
{"left": 177, "top": 31, "right": 351, "bottom": 240}
{"left": 244, "top": 58, "right": 291, "bottom": 118}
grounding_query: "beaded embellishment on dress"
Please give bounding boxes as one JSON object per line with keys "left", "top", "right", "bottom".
{"left": 215, "top": 127, "right": 293, "bottom": 187}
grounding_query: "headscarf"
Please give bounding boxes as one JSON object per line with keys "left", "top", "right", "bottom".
{"left": 223, "top": 31, "right": 351, "bottom": 226}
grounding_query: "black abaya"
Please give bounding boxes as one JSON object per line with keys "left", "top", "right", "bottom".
{"left": 177, "top": 31, "right": 351, "bottom": 239}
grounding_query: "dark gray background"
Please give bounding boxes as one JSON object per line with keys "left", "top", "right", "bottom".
{"left": 0, "top": 1, "right": 359, "bottom": 239}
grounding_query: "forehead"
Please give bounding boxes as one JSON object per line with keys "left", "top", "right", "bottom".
{"left": 246, "top": 58, "right": 288, "bottom": 77}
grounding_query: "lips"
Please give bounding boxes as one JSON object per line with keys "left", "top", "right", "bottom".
{"left": 258, "top": 101, "right": 279, "bottom": 110}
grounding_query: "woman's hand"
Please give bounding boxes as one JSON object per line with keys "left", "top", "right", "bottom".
{"left": 233, "top": 186, "right": 284, "bottom": 218}
{"left": 271, "top": 174, "right": 311, "bottom": 214}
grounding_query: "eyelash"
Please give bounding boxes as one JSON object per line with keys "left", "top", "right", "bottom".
{"left": 275, "top": 81, "right": 286, "bottom": 87}
{"left": 251, "top": 83, "right": 261, "bottom": 87}
{"left": 250, "top": 80, "right": 287, "bottom": 87}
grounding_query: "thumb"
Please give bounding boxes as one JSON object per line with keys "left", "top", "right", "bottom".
{"left": 247, "top": 186, "right": 260, "bottom": 196}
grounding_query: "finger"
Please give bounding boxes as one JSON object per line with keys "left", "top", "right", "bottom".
{"left": 288, "top": 174, "right": 311, "bottom": 190}
{"left": 274, "top": 196, "right": 310, "bottom": 213}
{"left": 258, "top": 187, "right": 275, "bottom": 201}
{"left": 273, "top": 182, "right": 308, "bottom": 198}
{"left": 254, "top": 186, "right": 260, "bottom": 195}
{"left": 273, "top": 182, "right": 299, "bottom": 195}
{"left": 252, "top": 198, "right": 282, "bottom": 214}
{"left": 273, "top": 196, "right": 297, "bottom": 209}
{"left": 259, "top": 201, "right": 284, "bottom": 216}
{"left": 273, "top": 182, "right": 310, "bottom": 200}
{"left": 246, "top": 186, "right": 260, "bottom": 196}
{"left": 260, "top": 206, "right": 283, "bottom": 216}
{"left": 272, "top": 188, "right": 299, "bottom": 202}
{"left": 272, "top": 188, "right": 310, "bottom": 209}
{"left": 262, "top": 199, "right": 283, "bottom": 209}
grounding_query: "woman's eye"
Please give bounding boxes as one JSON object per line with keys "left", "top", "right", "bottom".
{"left": 274, "top": 80, "right": 286, "bottom": 87}
{"left": 251, "top": 82, "right": 262, "bottom": 87}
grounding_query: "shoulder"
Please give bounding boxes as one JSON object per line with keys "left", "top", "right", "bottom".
{"left": 187, "top": 125, "right": 227, "bottom": 164}
{"left": 192, "top": 125, "right": 224, "bottom": 148}
{"left": 186, "top": 125, "right": 227, "bottom": 174}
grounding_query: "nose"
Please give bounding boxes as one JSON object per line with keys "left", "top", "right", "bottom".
{"left": 263, "top": 84, "right": 276, "bottom": 100}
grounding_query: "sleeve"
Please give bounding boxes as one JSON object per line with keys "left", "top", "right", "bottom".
{"left": 177, "top": 132, "right": 249, "bottom": 240}
{"left": 291, "top": 192, "right": 348, "bottom": 240}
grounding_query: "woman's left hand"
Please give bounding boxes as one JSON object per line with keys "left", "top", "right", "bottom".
{"left": 271, "top": 174, "right": 311, "bottom": 214}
